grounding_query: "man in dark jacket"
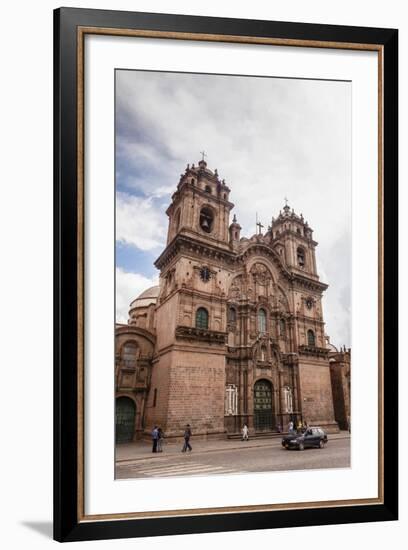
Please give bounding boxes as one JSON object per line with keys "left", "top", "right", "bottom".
{"left": 181, "top": 424, "right": 192, "bottom": 452}
{"left": 151, "top": 425, "right": 159, "bottom": 453}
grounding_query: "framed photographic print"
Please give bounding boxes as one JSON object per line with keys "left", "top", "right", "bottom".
{"left": 54, "top": 7, "right": 398, "bottom": 542}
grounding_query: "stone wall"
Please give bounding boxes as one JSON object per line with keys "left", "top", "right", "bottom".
{"left": 147, "top": 348, "right": 226, "bottom": 439}
{"left": 298, "top": 359, "right": 339, "bottom": 432}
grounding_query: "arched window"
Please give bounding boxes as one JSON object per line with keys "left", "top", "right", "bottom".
{"left": 196, "top": 307, "right": 209, "bottom": 329}
{"left": 280, "top": 319, "right": 286, "bottom": 336}
{"left": 122, "top": 342, "right": 138, "bottom": 367}
{"left": 307, "top": 329, "right": 316, "bottom": 347}
{"left": 191, "top": 178, "right": 195, "bottom": 185}
{"left": 283, "top": 387, "right": 293, "bottom": 413}
{"left": 297, "top": 247, "right": 305, "bottom": 267}
{"left": 205, "top": 185, "right": 212, "bottom": 194}
{"left": 225, "top": 384, "right": 238, "bottom": 415}
{"left": 228, "top": 306, "right": 236, "bottom": 323}
{"left": 199, "top": 207, "right": 214, "bottom": 233}
{"left": 258, "top": 308, "right": 267, "bottom": 333}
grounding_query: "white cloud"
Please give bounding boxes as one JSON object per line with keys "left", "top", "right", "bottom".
{"left": 116, "top": 267, "right": 159, "bottom": 324}
{"left": 116, "top": 192, "right": 167, "bottom": 251}
{"left": 116, "top": 70, "right": 352, "bottom": 347}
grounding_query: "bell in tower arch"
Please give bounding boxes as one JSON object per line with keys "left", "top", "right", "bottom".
{"left": 199, "top": 207, "right": 214, "bottom": 233}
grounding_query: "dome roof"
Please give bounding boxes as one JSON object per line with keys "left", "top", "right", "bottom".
{"left": 129, "top": 285, "right": 159, "bottom": 309}
{"left": 137, "top": 286, "right": 160, "bottom": 300}
{"left": 327, "top": 343, "right": 338, "bottom": 353}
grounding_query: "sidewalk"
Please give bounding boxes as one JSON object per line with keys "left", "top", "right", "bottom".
{"left": 116, "top": 431, "right": 350, "bottom": 463}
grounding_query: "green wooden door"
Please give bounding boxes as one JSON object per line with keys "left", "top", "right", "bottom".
{"left": 254, "top": 380, "right": 274, "bottom": 431}
{"left": 115, "top": 397, "right": 136, "bottom": 443}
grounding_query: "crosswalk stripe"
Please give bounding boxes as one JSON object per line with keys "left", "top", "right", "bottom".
{"left": 129, "top": 462, "right": 192, "bottom": 472}
{"left": 137, "top": 464, "right": 226, "bottom": 475}
{"left": 148, "top": 468, "right": 248, "bottom": 477}
{"left": 121, "top": 459, "right": 248, "bottom": 478}
{"left": 131, "top": 462, "right": 247, "bottom": 477}
{"left": 134, "top": 464, "right": 205, "bottom": 472}
{"left": 119, "top": 464, "right": 248, "bottom": 477}
{"left": 148, "top": 468, "right": 239, "bottom": 477}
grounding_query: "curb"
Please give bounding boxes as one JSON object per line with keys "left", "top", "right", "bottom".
{"left": 117, "top": 435, "right": 350, "bottom": 463}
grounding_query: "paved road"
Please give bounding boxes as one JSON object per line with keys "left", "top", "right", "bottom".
{"left": 116, "top": 437, "right": 350, "bottom": 479}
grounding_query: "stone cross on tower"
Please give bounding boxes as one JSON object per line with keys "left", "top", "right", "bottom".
{"left": 200, "top": 150, "right": 207, "bottom": 162}
{"left": 255, "top": 212, "right": 264, "bottom": 235}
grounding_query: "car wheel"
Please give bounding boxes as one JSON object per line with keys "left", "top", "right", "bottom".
{"left": 298, "top": 442, "right": 304, "bottom": 451}
{"left": 319, "top": 440, "right": 325, "bottom": 449}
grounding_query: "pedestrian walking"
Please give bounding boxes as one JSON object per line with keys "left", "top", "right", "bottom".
{"left": 288, "top": 420, "right": 294, "bottom": 434}
{"left": 241, "top": 423, "right": 249, "bottom": 441}
{"left": 181, "top": 424, "right": 192, "bottom": 452}
{"left": 157, "top": 427, "right": 164, "bottom": 452}
{"left": 151, "top": 425, "right": 159, "bottom": 453}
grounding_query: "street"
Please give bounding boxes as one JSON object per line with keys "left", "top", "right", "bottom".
{"left": 116, "top": 435, "right": 350, "bottom": 479}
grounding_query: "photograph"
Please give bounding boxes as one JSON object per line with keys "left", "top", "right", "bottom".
{"left": 114, "top": 68, "right": 352, "bottom": 480}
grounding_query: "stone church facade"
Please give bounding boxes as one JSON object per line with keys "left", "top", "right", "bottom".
{"left": 115, "top": 159, "right": 350, "bottom": 443}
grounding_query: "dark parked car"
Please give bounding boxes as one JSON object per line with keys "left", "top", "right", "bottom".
{"left": 282, "top": 427, "right": 328, "bottom": 451}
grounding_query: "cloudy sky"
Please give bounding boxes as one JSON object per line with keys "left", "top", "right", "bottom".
{"left": 116, "top": 69, "right": 351, "bottom": 348}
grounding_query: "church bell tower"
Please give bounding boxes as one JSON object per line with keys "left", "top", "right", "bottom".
{"left": 166, "top": 157, "right": 234, "bottom": 248}
{"left": 145, "top": 157, "right": 236, "bottom": 438}
{"left": 269, "top": 202, "right": 318, "bottom": 277}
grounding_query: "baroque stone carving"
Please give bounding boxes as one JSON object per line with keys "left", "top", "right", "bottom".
{"left": 228, "top": 275, "right": 244, "bottom": 299}
{"left": 250, "top": 262, "right": 272, "bottom": 285}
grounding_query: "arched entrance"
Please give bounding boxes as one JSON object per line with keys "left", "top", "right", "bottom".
{"left": 254, "top": 379, "right": 275, "bottom": 431}
{"left": 115, "top": 397, "right": 136, "bottom": 443}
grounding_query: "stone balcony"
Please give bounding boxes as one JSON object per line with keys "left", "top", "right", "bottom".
{"left": 175, "top": 325, "right": 227, "bottom": 344}
{"left": 298, "top": 345, "right": 329, "bottom": 358}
